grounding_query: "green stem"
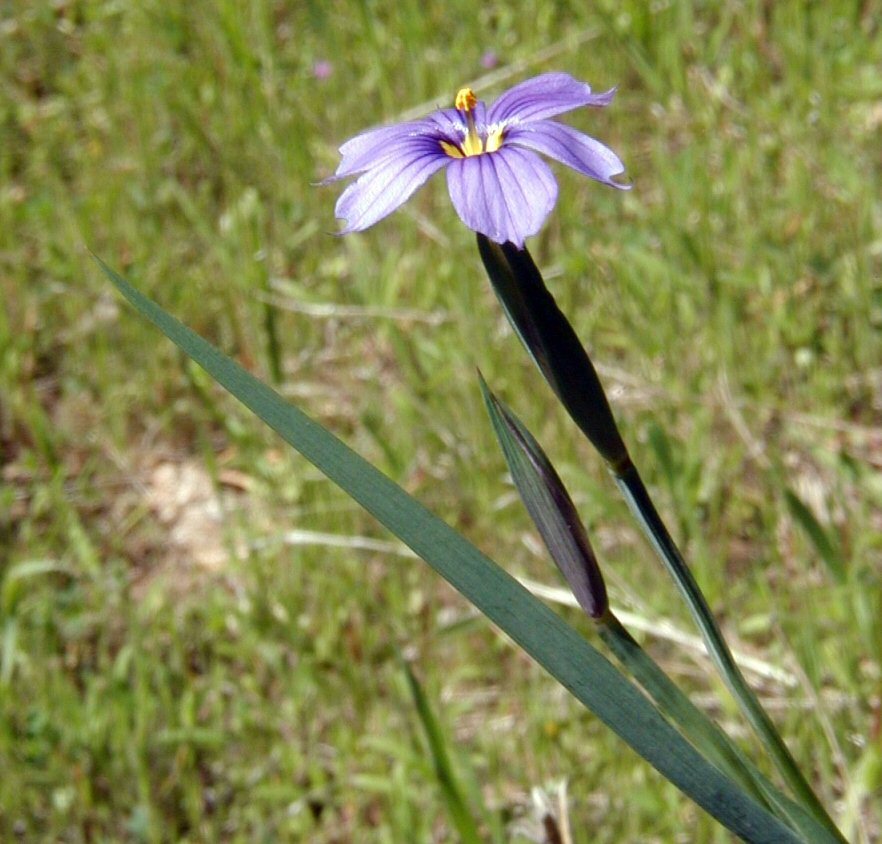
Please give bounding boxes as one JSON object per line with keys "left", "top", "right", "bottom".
{"left": 598, "top": 612, "right": 841, "bottom": 843}
{"left": 614, "top": 465, "right": 845, "bottom": 842}
{"left": 476, "top": 235, "right": 843, "bottom": 840}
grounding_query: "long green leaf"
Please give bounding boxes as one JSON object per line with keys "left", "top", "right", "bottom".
{"left": 99, "top": 258, "right": 801, "bottom": 843}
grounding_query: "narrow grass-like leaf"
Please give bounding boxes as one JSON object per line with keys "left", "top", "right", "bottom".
{"left": 1, "top": 559, "right": 70, "bottom": 613}
{"left": 1, "top": 559, "right": 70, "bottom": 685}
{"left": 646, "top": 422, "right": 677, "bottom": 495}
{"left": 402, "top": 660, "right": 484, "bottom": 844}
{"left": 100, "top": 258, "right": 803, "bottom": 843}
{"left": 596, "top": 616, "right": 839, "bottom": 844}
{"left": 1, "top": 621, "right": 19, "bottom": 686}
{"left": 784, "top": 489, "right": 845, "bottom": 585}
{"left": 616, "top": 465, "right": 845, "bottom": 841}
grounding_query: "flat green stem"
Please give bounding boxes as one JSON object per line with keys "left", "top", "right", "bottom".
{"left": 476, "top": 236, "right": 843, "bottom": 840}
{"left": 615, "top": 465, "right": 845, "bottom": 842}
{"left": 598, "top": 612, "right": 841, "bottom": 843}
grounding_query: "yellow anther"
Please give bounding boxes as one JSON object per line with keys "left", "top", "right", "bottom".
{"left": 455, "top": 87, "right": 477, "bottom": 113}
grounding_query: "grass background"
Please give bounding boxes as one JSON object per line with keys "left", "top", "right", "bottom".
{"left": 2, "top": 0, "right": 880, "bottom": 840}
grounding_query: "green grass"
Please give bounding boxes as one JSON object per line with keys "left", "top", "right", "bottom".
{"left": 2, "top": 0, "right": 880, "bottom": 840}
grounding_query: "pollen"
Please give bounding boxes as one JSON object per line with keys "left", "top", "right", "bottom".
{"left": 455, "top": 87, "right": 477, "bottom": 113}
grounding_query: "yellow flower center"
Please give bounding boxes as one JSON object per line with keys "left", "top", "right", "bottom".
{"left": 440, "top": 87, "right": 505, "bottom": 159}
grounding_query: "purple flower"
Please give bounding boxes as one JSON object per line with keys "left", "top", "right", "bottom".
{"left": 328, "top": 73, "right": 629, "bottom": 248}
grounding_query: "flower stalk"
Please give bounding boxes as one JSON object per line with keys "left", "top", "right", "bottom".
{"left": 481, "top": 379, "right": 839, "bottom": 842}
{"left": 477, "top": 236, "right": 844, "bottom": 842}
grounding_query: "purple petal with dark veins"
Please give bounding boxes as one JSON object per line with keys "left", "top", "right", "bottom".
{"left": 329, "top": 117, "right": 453, "bottom": 181}
{"left": 429, "top": 107, "right": 470, "bottom": 127}
{"left": 488, "top": 73, "right": 616, "bottom": 125}
{"left": 421, "top": 110, "right": 468, "bottom": 143}
{"left": 506, "top": 120, "right": 630, "bottom": 187}
{"left": 445, "top": 147, "right": 557, "bottom": 248}
{"left": 430, "top": 101, "right": 488, "bottom": 125}
{"left": 335, "top": 138, "right": 450, "bottom": 233}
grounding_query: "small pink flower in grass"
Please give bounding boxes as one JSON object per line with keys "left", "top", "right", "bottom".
{"left": 313, "top": 60, "right": 333, "bottom": 80}
{"left": 327, "top": 73, "right": 629, "bottom": 248}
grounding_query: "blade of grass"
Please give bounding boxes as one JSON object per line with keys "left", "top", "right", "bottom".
{"left": 99, "top": 257, "right": 802, "bottom": 843}
{"left": 783, "top": 489, "right": 845, "bottom": 585}
{"left": 402, "top": 659, "right": 484, "bottom": 844}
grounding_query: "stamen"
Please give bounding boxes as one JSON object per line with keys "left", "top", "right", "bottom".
{"left": 446, "top": 86, "right": 504, "bottom": 158}
{"left": 455, "top": 88, "right": 477, "bottom": 113}
{"left": 454, "top": 87, "right": 483, "bottom": 156}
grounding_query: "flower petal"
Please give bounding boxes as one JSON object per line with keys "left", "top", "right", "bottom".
{"left": 445, "top": 147, "right": 557, "bottom": 248}
{"left": 335, "top": 139, "right": 450, "bottom": 233}
{"left": 488, "top": 73, "right": 615, "bottom": 125}
{"left": 506, "top": 120, "right": 629, "bottom": 187}
{"left": 328, "top": 118, "right": 451, "bottom": 181}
